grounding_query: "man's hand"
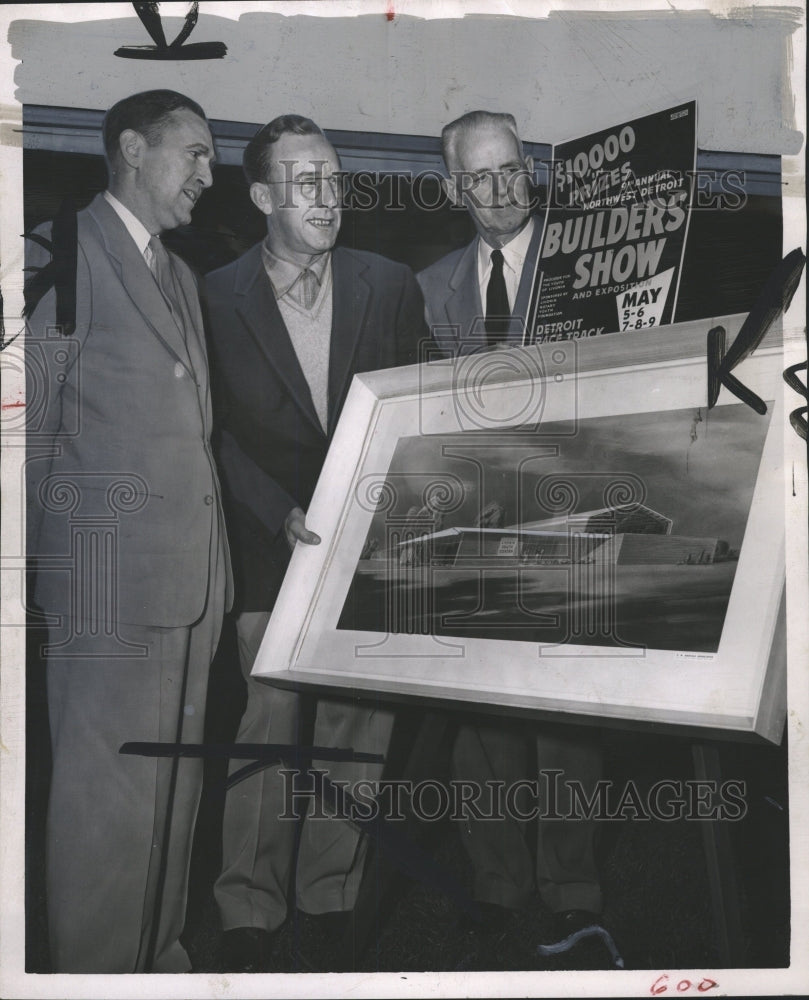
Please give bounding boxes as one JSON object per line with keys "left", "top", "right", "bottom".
{"left": 284, "top": 506, "right": 322, "bottom": 550}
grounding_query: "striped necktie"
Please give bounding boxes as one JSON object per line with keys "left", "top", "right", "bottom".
{"left": 147, "top": 236, "right": 180, "bottom": 317}
{"left": 296, "top": 267, "right": 320, "bottom": 310}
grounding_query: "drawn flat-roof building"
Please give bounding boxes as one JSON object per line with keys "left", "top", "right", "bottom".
{"left": 382, "top": 503, "right": 731, "bottom": 568}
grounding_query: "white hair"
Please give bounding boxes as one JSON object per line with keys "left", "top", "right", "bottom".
{"left": 441, "top": 110, "right": 522, "bottom": 170}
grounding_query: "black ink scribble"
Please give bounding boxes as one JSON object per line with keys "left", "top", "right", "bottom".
{"left": 120, "top": 741, "right": 385, "bottom": 791}
{"left": 115, "top": 2, "right": 227, "bottom": 61}
{"left": 0, "top": 298, "right": 22, "bottom": 351}
{"left": 120, "top": 740, "right": 478, "bottom": 919}
{"left": 0, "top": 285, "right": 16, "bottom": 352}
{"left": 22, "top": 198, "right": 78, "bottom": 336}
{"left": 783, "top": 361, "right": 808, "bottom": 441}
{"left": 707, "top": 247, "right": 806, "bottom": 415}
{"left": 686, "top": 407, "right": 702, "bottom": 472}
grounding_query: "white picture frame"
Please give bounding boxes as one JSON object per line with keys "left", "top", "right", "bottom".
{"left": 254, "top": 313, "right": 789, "bottom": 743}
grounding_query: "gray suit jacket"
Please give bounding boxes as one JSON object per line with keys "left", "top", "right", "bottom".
{"left": 417, "top": 219, "right": 543, "bottom": 357}
{"left": 26, "top": 193, "right": 232, "bottom": 627}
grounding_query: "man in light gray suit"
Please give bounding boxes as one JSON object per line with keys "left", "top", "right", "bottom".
{"left": 417, "top": 110, "right": 605, "bottom": 947}
{"left": 26, "top": 90, "right": 231, "bottom": 973}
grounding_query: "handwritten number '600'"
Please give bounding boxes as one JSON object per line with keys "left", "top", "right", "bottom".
{"left": 651, "top": 975, "right": 719, "bottom": 995}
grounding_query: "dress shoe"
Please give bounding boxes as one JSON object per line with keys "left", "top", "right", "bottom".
{"left": 219, "top": 926, "right": 275, "bottom": 973}
{"left": 287, "top": 908, "right": 354, "bottom": 972}
{"left": 551, "top": 908, "right": 603, "bottom": 937}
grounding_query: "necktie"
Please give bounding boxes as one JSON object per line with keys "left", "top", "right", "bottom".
{"left": 485, "top": 247, "right": 510, "bottom": 346}
{"left": 296, "top": 268, "right": 320, "bottom": 310}
{"left": 147, "top": 236, "right": 180, "bottom": 316}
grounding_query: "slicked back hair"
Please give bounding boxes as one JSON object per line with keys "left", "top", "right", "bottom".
{"left": 102, "top": 89, "right": 208, "bottom": 165}
{"left": 243, "top": 115, "right": 327, "bottom": 185}
{"left": 441, "top": 110, "right": 522, "bottom": 171}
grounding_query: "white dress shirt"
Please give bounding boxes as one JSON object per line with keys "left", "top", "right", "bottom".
{"left": 103, "top": 190, "right": 153, "bottom": 260}
{"left": 476, "top": 217, "right": 535, "bottom": 311}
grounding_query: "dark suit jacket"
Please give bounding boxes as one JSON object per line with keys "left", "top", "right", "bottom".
{"left": 416, "top": 219, "right": 544, "bottom": 356}
{"left": 204, "top": 243, "right": 428, "bottom": 612}
{"left": 25, "top": 193, "right": 232, "bottom": 627}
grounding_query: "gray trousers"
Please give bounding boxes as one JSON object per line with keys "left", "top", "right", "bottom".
{"left": 214, "top": 611, "right": 394, "bottom": 932}
{"left": 452, "top": 721, "right": 603, "bottom": 914}
{"left": 44, "top": 539, "right": 227, "bottom": 973}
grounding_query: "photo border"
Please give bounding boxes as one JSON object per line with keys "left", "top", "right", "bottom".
{"left": 1, "top": 2, "right": 806, "bottom": 998}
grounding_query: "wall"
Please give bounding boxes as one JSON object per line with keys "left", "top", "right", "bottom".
{"left": 5, "top": 1, "right": 804, "bottom": 155}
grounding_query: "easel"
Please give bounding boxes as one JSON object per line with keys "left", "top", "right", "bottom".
{"left": 337, "top": 261, "right": 803, "bottom": 970}
{"left": 339, "top": 705, "right": 786, "bottom": 970}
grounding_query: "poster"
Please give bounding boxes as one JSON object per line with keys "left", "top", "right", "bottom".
{"left": 527, "top": 102, "right": 696, "bottom": 342}
{"left": 0, "top": 2, "right": 806, "bottom": 999}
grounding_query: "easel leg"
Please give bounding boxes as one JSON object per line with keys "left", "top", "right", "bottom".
{"left": 691, "top": 742, "right": 745, "bottom": 966}
{"left": 338, "top": 709, "right": 455, "bottom": 969}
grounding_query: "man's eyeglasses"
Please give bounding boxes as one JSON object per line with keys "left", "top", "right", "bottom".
{"left": 265, "top": 174, "right": 349, "bottom": 202}
{"left": 462, "top": 165, "right": 528, "bottom": 191}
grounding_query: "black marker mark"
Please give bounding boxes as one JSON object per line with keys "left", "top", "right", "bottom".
{"left": 0, "top": 287, "right": 20, "bottom": 352}
{"left": 120, "top": 740, "right": 384, "bottom": 769}
{"left": 22, "top": 198, "right": 77, "bottom": 336}
{"left": 707, "top": 247, "right": 806, "bottom": 414}
{"left": 121, "top": 739, "right": 478, "bottom": 918}
{"left": 115, "top": 2, "right": 227, "bottom": 61}
{"left": 783, "top": 361, "right": 808, "bottom": 441}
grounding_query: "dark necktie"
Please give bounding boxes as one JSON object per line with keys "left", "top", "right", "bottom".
{"left": 485, "top": 247, "right": 510, "bottom": 346}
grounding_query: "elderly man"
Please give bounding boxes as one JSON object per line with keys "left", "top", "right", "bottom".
{"left": 418, "top": 110, "right": 605, "bottom": 952}
{"left": 204, "top": 114, "right": 428, "bottom": 971}
{"left": 418, "top": 108, "right": 544, "bottom": 354}
{"left": 25, "top": 89, "right": 231, "bottom": 973}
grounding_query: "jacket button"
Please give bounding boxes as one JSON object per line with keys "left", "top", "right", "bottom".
{"left": 174, "top": 362, "right": 185, "bottom": 378}
{"left": 204, "top": 495, "right": 214, "bottom": 506}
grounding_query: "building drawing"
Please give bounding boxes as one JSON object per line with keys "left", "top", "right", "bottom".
{"left": 369, "top": 503, "right": 735, "bottom": 569}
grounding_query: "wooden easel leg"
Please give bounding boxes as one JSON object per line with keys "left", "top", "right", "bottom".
{"left": 691, "top": 742, "right": 745, "bottom": 966}
{"left": 338, "top": 709, "right": 455, "bottom": 970}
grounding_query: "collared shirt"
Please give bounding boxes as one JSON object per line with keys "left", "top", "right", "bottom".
{"left": 260, "top": 239, "right": 333, "bottom": 433}
{"left": 261, "top": 241, "right": 331, "bottom": 308}
{"left": 476, "top": 216, "right": 535, "bottom": 312}
{"left": 103, "top": 190, "right": 153, "bottom": 260}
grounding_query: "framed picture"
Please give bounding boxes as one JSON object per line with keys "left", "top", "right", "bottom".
{"left": 254, "top": 313, "right": 788, "bottom": 743}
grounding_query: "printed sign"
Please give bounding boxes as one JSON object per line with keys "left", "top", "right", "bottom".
{"left": 526, "top": 102, "right": 697, "bottom": 343}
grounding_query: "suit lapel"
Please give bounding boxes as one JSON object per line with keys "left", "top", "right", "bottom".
{"left": 446, "top": 218, "right": 544, "bottom": 350}
{"left": 327, "top": 248, "right": 370, "bottom": 434}
{"left": 510, "top": 216, "right": 544, "bottom": 343}
{"left": 445, "top": 241, "right": 485, "bottom": 354}
{"left": 172, "top": 263, "right": 206, "bottom": 377}
{"left": 234, "top": 245, "right": 323, "bottom": 436}
{"left": 87, "top": 196, "right": 192, "bottom": 373}
{"left": 172, "top": 263, "right": 212, "bottom": 421}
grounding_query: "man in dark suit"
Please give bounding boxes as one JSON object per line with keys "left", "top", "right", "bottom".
{"left": 204, "top": 114, "right": 427, "bottom": 971}
{"left": 418, "top": 110, "right": 605, "bottom": 946}
{"left": 25, "top": 90, "right": 231, "bottom": 972}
